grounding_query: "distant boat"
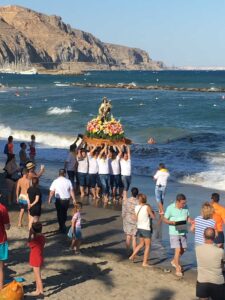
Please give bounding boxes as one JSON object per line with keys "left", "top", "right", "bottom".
{"left": 18, "top": 68, "right": 38, "bottom": 75}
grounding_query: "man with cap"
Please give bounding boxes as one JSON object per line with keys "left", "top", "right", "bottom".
{"left": 48, "top": 169, "right": 76, "bottom": 233}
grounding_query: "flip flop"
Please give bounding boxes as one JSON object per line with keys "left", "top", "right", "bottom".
{"left": 175, "top": 271, "right": 183, "bottom": 277}
{"left": 171, "top": 261, "right": 176, "bottom": 268}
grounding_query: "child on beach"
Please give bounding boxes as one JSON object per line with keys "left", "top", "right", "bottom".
{"left": 29, "top": 135, "right": 36, "bottom": 161}
{"left": 68, "top": 202, "right": 82, "bottom": 254}
{"left": 28, "top": 222, "right": 45, "bottom": 297}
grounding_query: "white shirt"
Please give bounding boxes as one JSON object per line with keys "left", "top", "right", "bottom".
{"left": 154, "top": 169, "right": 170, "bottom": 186}
{"left": 66, "top": 152, "right": 77, "bottom": 171}
{"left": 135, "top": 205, "right": 150, "bottom": 230}
{"left": 88, "top": 154, "right": 98, "bottom": 174}
{"left": 109, "top": 156, "right": 120, "bottom": 175}
{"left": 50, "top": 176, "right": 73, "bottom": 199}
{"left": 97, "top": 157, "right": 109, "bottom": 174}
{"left": 77, "top": 156, "right": 88, "bottom": 173}
{"left": 120, "top": 159, "right": 131, "bottom": 176}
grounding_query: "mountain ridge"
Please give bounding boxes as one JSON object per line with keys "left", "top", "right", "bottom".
{"left": 0, "top": 5, "right": 165, "bottom": 73}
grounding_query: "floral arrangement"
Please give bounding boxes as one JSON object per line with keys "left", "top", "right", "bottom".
{"left": 86, "top": 116, "right": 124, "bottom": 140}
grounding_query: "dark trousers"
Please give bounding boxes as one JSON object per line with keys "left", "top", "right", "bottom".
{"left": 55, "top": 199, "right": 70, "bottom": 232}
{"left": 67, "top": 171, "right": 75, "bottom": 186}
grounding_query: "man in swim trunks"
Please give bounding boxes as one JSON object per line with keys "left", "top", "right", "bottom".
{"left": 16, "top": 169, "right": 30, "bottom": 227}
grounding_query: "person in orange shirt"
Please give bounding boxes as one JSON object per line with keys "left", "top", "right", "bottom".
{"left": 4, "top": 136, "right": 14, "bottom": 161}
{"left": 211, "top": 193, "right": 225, "bottom": 248}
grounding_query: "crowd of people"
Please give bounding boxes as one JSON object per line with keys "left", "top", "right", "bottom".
{"left": 0, "top": 135, "right": 225, "bottom": 299}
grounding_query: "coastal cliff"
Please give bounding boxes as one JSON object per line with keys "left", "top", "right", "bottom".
{"left": 0, "top": 5, "right": 164, "bottom": 73}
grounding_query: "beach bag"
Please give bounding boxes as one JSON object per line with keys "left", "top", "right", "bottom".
{"left": 67, "top": 226, "right": 74, "bottom": 239}
{"left": 0, "top": 280, "right": 24, "bottom": 300}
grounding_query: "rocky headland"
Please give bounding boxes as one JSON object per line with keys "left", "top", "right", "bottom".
{"left": 0, "top": 5, "right": 165, "bottom": 74}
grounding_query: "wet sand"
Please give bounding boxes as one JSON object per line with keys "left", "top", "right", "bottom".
{"left": 1, "top": 172, "right": 225, "bottom": 299}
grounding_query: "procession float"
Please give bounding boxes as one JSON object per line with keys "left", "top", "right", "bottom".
{"left": 83, "top": 97, "right": 132, "bottom": 146}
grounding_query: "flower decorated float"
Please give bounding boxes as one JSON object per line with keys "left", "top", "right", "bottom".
{"left": 83, "top": 97, "right": 132, "bottom": 146}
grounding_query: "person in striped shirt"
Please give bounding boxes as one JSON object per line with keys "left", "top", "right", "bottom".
{"left": 191, "top": 202, "right": 215, "bottom": 246}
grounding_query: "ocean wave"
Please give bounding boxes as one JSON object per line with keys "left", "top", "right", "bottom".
{"left": 0, "top": 124, "right": 75, "bottom": 148}
{"left": 46, "top": 106, "right": 73, "bottom": 115}
{"left": 180, "top": 170, "right": 225, "bottom": 191}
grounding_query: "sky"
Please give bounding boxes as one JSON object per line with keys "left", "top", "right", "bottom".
{"left": 0, "top": 0, "right": 225, "bottom": 67}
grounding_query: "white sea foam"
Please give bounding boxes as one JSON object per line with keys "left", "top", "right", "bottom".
{"left": 180, "top": 153, "right": 225, "bottom": 191}
{"left": 0, "top": 123, "right": 74, "bottom": 148}
{"left": 55, "top": 83, "right": 70, "bottom": 87}
{"left": 46, "top": 106, "right": 73, "bottom": 115}
{"left": 180, "top": 171, "right": 225, "bottom": 191}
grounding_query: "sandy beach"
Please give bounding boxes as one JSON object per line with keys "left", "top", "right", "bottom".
{"left": 2, "top": 172, "right": 225, "bottom": 300}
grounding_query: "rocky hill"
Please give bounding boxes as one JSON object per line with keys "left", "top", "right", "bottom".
{"left": 0, "top": 5, "right": 165, "bottom": 73}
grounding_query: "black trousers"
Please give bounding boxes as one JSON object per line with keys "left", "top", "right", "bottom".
{"left": 55, "top": 199, "right": 70, "bottom": 232}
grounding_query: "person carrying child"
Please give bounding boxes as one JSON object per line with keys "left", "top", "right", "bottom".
{"left": 28, "top": 222, "right": 45, "bottom": 297}
{"left": 68, "top": 202, "right": 82, "bottom": 254}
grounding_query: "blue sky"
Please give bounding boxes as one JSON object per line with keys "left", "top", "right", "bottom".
{"left": 1, "top": 0, "right": 225, "bottom": 67}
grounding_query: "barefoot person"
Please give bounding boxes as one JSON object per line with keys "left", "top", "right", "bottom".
{"left": 16, "top": 169, "right": 30, "bottom": 227}
{"left": 109, "top": 147, "right": 121, "bottom": 203}
{"left": 77, "top": 148, "right": 88, "bottom": 198}
{"left": 28, "top": 222, "right": 45, "bottom": 297}
{"left": 87, "top": 146, "right": 101, "bottom": 203}
{"left": 163, "top": 194, "right": 192, "bottom": 277}
{"left": 129, "top": 194, "right": 155, "bottom": 267}
{"left": 68, "top": 202, "right": 83, "bottom": 254}
{"left": 153, "top": 163, "right": 170, "bottom": 215}
{"left": 122, "top": 187, "right": 139, "bottom": 253}
{"left": 48, "top": 169, "right": 76, "bottom": 233}
{"left": 0, "top": 199, "right": 10, "bottom": 290}
{"left": 27, "top": 177, "right": 42, "bottom": 229}
{"left": 97, "top": 144, "right": 110, "bottom": 207}
{"left": 119, "top": 145, "right": 131, "bottom": 200}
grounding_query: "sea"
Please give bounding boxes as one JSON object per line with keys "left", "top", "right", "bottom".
{"left": 1, "top": 70, "right": 225, "bottom": 267}
{"left": 1, "top": 70, "right": 225, "bottom": 191}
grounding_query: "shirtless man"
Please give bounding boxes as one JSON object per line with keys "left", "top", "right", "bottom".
{"left": 16, "top": 162, "right": 45, "bottom": 227}
{"left": 16, "top": 169, "right": 30, "bottom": 227}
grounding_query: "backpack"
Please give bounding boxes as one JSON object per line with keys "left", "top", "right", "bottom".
{"left": 3, "top": 144, "right": 8, "bottom": 155}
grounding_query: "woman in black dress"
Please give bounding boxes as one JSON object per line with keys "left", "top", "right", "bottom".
{"left": 28, "top": 177, "right": 42, "bottom": 228}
